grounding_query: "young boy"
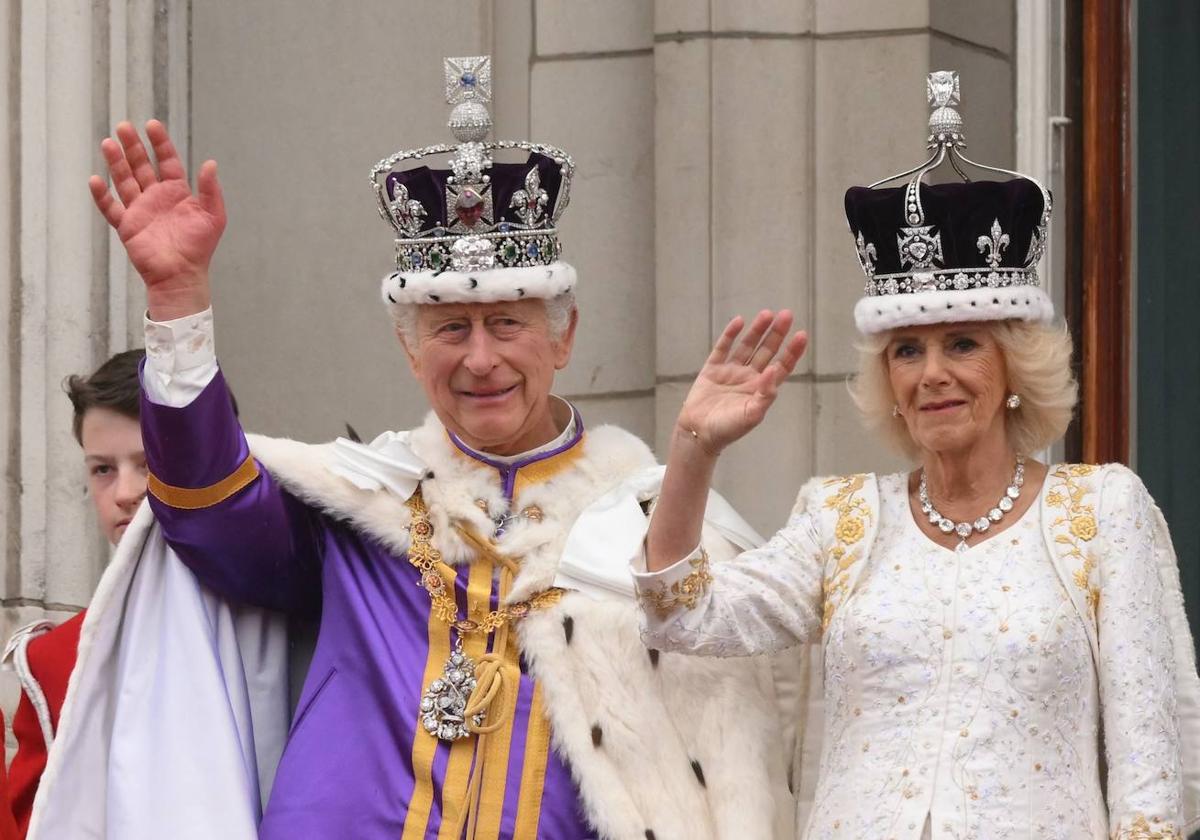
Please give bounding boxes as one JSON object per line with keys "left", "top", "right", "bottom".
{"left": 5, "top": 350, "right": 147, "bottom": 837}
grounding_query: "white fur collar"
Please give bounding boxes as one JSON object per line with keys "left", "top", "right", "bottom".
{"left": 247, "top": 411, "right": 656, "bottom": 602}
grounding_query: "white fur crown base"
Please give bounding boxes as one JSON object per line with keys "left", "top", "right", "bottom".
{"left": 854, "top": 284, "right": 1055, "bottom": 334}
{"left": 380, "top": 261, "right": 577, "bottom": 309}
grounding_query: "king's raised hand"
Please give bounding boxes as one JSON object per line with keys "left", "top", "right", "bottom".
{"left": 675, "top": 310, "right": 808, "bottom": 458}
{"left": 89, "top": 120, "right": 225, "bottom": 321}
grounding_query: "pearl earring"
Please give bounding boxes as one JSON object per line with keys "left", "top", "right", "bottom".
{"left": 892, "top": 404, "right": 901, "bottom": 418}
{"left": 1006, "top": 393, "right": 1021, "bottom": 410}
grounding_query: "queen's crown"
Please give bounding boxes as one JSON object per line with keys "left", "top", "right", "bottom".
{"left": 371, "top": 56, "right": 574, "bottom": 276}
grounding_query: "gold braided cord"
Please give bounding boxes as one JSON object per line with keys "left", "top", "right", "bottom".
{"left": 405, "top": 489, "right": 559, "bottom": 840}
{"left": 405, "top": 491, "right": 564, "bottom": 635}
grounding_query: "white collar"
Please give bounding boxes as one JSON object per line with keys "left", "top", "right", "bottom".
{"left": 451, "top": 396, "right": 578, "bottom": 466}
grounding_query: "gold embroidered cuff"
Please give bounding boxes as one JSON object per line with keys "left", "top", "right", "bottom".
{"left": 147, "top": 455, "right": 260, "bottom": 510}
{"left": 637, "top": 548, "right": 713, "bottom": 617}
{"left": 1116, "top": 814, "right": 1182, "bottom": 840}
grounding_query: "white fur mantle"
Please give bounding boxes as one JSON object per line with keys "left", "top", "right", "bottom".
{"left": 248, "top": 412, "right": 797, "bottom": 839}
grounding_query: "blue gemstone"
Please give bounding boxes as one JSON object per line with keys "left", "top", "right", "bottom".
{"left": 526, "top": 242, "right": 539, "bottom": 258}
{"left": 497, "top": 222, "right": 511, "bottom": 232}
{"left": 461, "top": 72, "right": 476, "bottom": 86}
{"left": 412, "top": 253, "right": 423, "bottom": 267}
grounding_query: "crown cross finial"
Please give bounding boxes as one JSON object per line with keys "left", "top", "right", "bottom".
{"left": 927, "top": 70, "right": 965, "bottom": 149}
{"left": 445, "top": 56, "right": 492, "bottom": 105}
{"left": 445, "top": 56, "right": 494, "bottom": 144}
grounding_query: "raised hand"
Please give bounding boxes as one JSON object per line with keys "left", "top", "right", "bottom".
{"left": 676, "top": 310, "right": 808, "bottom": 457}
{"left": 89, "top": 120, "right": 225, "bottom": 321}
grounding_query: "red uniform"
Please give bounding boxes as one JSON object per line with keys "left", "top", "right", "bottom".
{"left": 7, "top": 612, "right": 84, "bottom": 838}
{"left": 0, "top": 710, "right": 19, "bottom": 840}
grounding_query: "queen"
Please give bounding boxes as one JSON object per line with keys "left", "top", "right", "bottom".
{"left": 635, "top": 72, "right": 1200, "bottom": 839}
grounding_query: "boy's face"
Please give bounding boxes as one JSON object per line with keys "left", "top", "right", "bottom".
{"left": 81, "top": 407, "right": 147, "bottom": 545}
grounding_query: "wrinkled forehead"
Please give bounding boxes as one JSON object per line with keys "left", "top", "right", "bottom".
{"left": 885, "top": 320, "right": 1001, "bottom": 343}
{"left": 415, "top": 297, "right": 549, "bottom": 324}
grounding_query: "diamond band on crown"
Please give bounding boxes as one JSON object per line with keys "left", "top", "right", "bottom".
{"left": 395, "top": 229, "right": 563, "bottom": 274}
{"left": 864, "top": 267, "right": 1039, "bottom": 297}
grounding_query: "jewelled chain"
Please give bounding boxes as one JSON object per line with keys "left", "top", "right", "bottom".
{"left": 404, "top": 490, "right": 563, "bottom": 635}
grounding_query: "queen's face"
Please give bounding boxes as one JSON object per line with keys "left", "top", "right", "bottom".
{"left": 885, "top": 322, "right": 1009, "bottom": 456}
{"left": 404, "top": 299, "right": 576, "bottom": 456}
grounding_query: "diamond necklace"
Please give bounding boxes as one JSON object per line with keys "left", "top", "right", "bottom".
{"left": 919, "top": 456, "right": 1026, "bottom": 548}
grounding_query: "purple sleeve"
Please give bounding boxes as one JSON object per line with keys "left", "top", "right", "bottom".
{"left": 141, "top": 364, "right": 322, "bottom": 615}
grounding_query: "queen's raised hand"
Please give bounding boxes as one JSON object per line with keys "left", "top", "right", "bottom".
{"left": 645, "top": 310, "right": 807, "bottom": 572}
{"left": 89, "top": 120, "right": 225, "bottom": 321}
{"left": 675, "top": 310, "right": 809, "bottom": 457}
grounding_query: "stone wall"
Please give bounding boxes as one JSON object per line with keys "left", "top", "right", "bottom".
{"left": 1, "top": 0, "right": 1016, "bottom": 730}
{"left": 1, "top": 0, "right": 192, "bottom": 733}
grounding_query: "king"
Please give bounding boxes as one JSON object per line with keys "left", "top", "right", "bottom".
{"left": 40, "top": 57, "right": 798, "bottom": 839}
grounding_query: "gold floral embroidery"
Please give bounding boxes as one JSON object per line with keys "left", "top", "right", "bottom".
{"left": 1117, "top": 814, "right": 1182, "bottom": 839}
{"left": 639, "top": 549, "right": 713, "bottom": 616}
{"left": 1070, "top": 513, "right": 1098, "bottom": 541}
{"left": 835, "top": 515, "right": 865, "bottom": 544}
{"left": 1047, "top": 464, "right": 1101, "bottom": 616}
{"left": 821, "top": 475, "right": 872, "bottom": 629}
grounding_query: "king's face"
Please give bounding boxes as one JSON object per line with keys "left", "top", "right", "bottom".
{"left": 405, "top": 299, "right": 576, "bottom": 456}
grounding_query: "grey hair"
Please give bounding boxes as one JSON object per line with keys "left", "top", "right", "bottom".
{"left": 392, "top": 290, "right": 577, "bottom": 349}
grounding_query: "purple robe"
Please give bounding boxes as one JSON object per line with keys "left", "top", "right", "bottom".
{"left": 142, "top": 368, "right": 597, "bottom": 839}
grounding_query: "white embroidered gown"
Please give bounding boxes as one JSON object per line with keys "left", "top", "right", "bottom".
{"left": 634, "top": 467, "right": 1184, "bottom": 840}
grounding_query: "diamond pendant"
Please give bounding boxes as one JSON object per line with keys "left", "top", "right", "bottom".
{"left": 419, "top": 642, "right": 483, "bottom": 741}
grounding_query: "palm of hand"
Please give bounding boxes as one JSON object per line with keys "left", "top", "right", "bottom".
{"left": 679, "top": 361, "right": 771, "bottom": 452}
{"left": 118, "top": 180, "right": 224, "bottom": 288}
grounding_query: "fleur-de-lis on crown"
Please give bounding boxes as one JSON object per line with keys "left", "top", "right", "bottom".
{"left": 977, "top": 218, "right": 1010, "bottom": 269}
{"left": 855, "top": 231, "right": 878, "bottom": 277}
{"left": 510, "top": 167, "right": 548, "bottom": 227}
{"left": 388, "top": 183, "right": 427, "bottom": 236}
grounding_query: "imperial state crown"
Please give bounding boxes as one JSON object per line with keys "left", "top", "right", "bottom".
{"left": 372, "top": 55, "right": 577, "bottom": 306}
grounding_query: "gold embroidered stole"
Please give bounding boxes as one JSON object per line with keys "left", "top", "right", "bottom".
{"left": 1039, "top": 463, "right": 1105, "bottom": 665}
{"left": 813, "top": 474, "right": 879, "bottom": 632}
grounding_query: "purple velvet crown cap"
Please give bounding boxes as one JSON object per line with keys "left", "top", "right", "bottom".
{"left": 385, "top": 152, "right": 564, "bottom": 232}
{"left": 844, "top": 178, "right": 1048, "bottom": 276}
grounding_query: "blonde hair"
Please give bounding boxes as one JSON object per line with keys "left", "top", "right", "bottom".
{"left": 848, "top": 320, "right": 1078, "bottom": 460}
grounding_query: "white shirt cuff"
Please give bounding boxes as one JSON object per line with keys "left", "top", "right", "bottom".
{"left": 630, "top": 542, "right": 705, "bottom": 580}
{"left": 142, "top": 308, "right": 219, "bottom": 407}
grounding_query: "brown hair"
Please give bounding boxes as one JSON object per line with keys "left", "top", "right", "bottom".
{"left": 65, "top": 349, "right": 146, "bottom": 444}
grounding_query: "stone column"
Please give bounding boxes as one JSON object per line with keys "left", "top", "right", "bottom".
{"left": 529, "top": 0, "right": 657, "bottom": 440}
{"left": 654, "top": 0, "right": 1016, "bottom": 534}
{"left": 1, "top": 0, "right": 190, "bottom": 727}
